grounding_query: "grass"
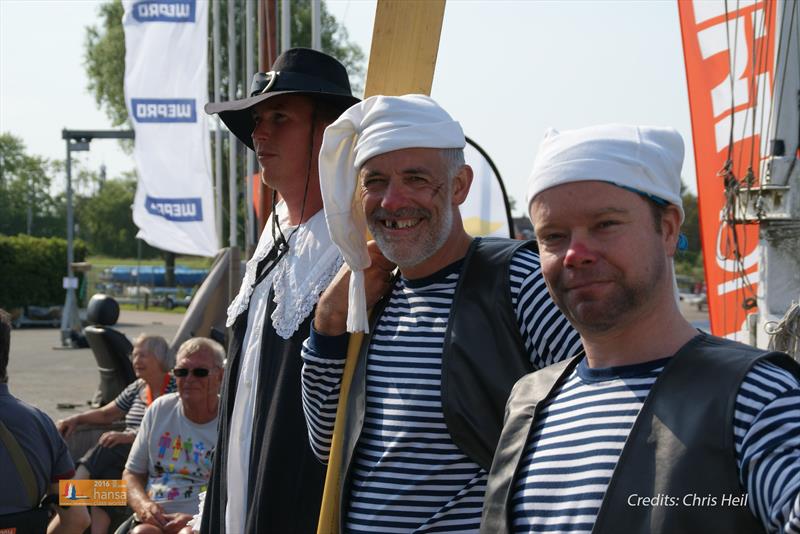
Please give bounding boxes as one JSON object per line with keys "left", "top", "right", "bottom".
{"left": 119, "top": 302, "right": 188, "bottom": 314}
{"left": 87, "top": 255, "right": 214, "bottom": 269}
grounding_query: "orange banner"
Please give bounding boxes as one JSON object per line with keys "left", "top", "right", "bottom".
{"left": 678, "top": 0, "right": 776, "bottom": 340}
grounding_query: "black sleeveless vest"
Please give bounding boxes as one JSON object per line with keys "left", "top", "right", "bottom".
{"left": 337, "top": 237, "right": 541, "bottom": 527}
{"left": 481, "top": 333, "right": 800, "bottom": 534}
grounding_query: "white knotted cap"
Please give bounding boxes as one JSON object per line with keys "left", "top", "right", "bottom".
{"left": 319, "top": 94, "right": 465, "bottom": 332}
{"left": 526, "top": 124, "right": 685, "bottom": 222}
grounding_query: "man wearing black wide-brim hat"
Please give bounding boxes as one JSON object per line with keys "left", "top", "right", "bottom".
{"left": 192, "top": 48, "right": 359, "bottom": 534}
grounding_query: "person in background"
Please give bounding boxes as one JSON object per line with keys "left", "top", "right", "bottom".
{"left": 0, "top": 309, "right": 90, "bottom": 533}
{"left": 57, "top": 334, "right": 176, "bottom": 534}
{"left": 122, "top": 337, "right": 223, "bottom": 534}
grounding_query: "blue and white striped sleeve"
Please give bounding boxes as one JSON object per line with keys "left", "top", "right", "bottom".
{"left": 300, "top": 327, "right": 349, "bottom": 464}
{"left": 735, "top": 360, "right": 800, "bottom": 534}
{"left": 509, "top": 248, "right": 583, "bottom": 369}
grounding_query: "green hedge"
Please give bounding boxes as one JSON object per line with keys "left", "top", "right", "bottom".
{"left": 0, "top": 234, "right": 88, "bottom": 309}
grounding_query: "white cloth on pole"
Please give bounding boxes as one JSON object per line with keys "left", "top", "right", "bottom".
{"left": 123, "top": 0, "right": 219, "bottom": 256}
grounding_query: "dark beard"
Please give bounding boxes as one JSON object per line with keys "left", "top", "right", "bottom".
{"left": 552, "top": 255, "right": 667, "bottom": 333}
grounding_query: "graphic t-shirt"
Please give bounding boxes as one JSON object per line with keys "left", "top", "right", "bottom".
{"left": 126, "top": 393, "right": 218, "bottom": 515}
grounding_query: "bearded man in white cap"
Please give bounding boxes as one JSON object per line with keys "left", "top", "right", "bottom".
{"left": 301, "top": 94, "right": 582, "bottom": 532}
{"left": 481, "top": 124, "right": 800, "bottom": 534}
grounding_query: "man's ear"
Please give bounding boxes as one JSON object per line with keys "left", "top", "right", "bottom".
{"left": 662, "top": 205, "right": 682, "bottom": 257}
{"left": 452, "top": 164, "right": 473, "bottom": 206}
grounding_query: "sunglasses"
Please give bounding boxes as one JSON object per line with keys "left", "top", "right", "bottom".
{"left": 173, "top": 367, "right": 214, "bottom": 378}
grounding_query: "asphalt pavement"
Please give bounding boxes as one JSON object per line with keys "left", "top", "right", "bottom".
{"left": 6, "top": 309, "right": 184, "bottom": 422}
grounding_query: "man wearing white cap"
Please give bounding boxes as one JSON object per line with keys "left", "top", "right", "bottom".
{"left": 301, "top": 95, "right": 582, "bottom": 532}
{"left": 481, "top": 124, "right": 800, "bottom": 533}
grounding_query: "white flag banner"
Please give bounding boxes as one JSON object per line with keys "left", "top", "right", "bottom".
{"left": 123, "top": 0, "right": 218, "bottom": 257}
{"left": 460, "top": 137, "right": 512, "bottom": 238}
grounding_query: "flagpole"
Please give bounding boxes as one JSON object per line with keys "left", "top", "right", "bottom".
{"left": 245, "top": 0, "right": 256, "bottom": 254}
{"left": 256, "top": 0, "right": 277, "bottom": 237}
{"left": 311, "top": 0, "right": 321, "bottom": 50}
{"left": 212, "top": 0, "right": 223, "bottom": 245}
{"left": 281, "top": 0, "right": 290, "bottom": 52}
{"left": 227, "top": 0, "right": 240, "bottom": 301}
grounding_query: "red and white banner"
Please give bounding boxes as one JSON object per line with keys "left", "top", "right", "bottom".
{"left": 678, "top": 0, "right": 777, "bottom": 340}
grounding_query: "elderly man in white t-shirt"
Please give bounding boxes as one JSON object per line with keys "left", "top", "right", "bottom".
{"left": 122, "top": 337, "right": 224, "bottom": 534}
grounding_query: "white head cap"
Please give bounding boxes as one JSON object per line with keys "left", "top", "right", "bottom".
{"left": 319, "top": 94, "right": 465, "bottom": 332}
{"left": 526, "top": 124, "right": 685, "bottom": 222}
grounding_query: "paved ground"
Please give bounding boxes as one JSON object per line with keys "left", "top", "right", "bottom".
{"left": 7, "top": 310, "right": 184, "bottom": 422}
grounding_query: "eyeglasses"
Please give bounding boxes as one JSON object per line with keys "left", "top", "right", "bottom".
{"left": 173, "top": 367, "right": 214, "bottom": 378}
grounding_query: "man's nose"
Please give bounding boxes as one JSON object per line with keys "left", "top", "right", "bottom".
{"left": 380, "top": 179, "right": 412, "bottom": 212}
{"left": 252, "top": 120, "right": 269, "bottom": 144}
{"left": 564, "top": 236, "right": 598, "bottom": 268}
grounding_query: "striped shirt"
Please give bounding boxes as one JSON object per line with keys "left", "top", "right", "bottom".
{"left": 114, "top": 376, "right": 177, "bottom": 432}
{"left": 302, "top": 247, "right": 583, "bottom": 533}
{"left": 511, "top": 356, "right": 800, "bottom": 533}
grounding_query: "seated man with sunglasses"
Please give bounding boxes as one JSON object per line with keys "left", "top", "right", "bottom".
{"left": 122, "top": 337, "right": 224, "bottom": 534}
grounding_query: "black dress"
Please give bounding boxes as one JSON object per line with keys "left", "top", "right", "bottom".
{"left": 200, "top": 288, "right": 326, "bottom": 534}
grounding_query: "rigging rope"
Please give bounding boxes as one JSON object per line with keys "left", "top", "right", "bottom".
{"left": 766, "top": 301, "right": 800, "bottom": 361}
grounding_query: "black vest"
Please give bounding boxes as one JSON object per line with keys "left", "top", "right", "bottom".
{"left": 337, "top": 237, "right": 541, "bottom": 527}
{"left": 481, "top": 333, "right": 800, "bottom": 534}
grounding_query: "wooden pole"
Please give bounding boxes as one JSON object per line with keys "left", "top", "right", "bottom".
{"left": 364, "top": 0, "right": 446, "bottom": 97}
{"left": 317, "top": 4, "right": 447, "bottom": 532}
{"left": 256, "top": 0, "right": 278, "bottom": 236}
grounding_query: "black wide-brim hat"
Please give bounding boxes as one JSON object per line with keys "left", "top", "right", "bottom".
{"left": 205, "top": 47, "right": 360, "bottom": 151}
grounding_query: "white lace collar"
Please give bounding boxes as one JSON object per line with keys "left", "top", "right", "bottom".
{"left": 225, "top": 202, "right": 343, "bottom": 339}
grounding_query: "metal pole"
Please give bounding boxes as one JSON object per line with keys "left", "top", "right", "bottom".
{"left": 212, "top": 0, "right": 223, "bottom": 245}
{"left": 311, "top": 0, "right": 321, "bottom": 50}
{"left": 26, "top": 176, "right": 32, "bottom": 234}
{"left": 281, "top": 0, "right": 290, "bottom": 52}
{"left": 245, "top": 0, "right": 256, "bottom": 253}
{"left": 227, "top": 0, "right": 238, "bottom": 249}
{"left": 60, "top": 140, "right": 79, "bottom": 346}
{"left": 65, "top": 140, "right": 73, "bottom": 281}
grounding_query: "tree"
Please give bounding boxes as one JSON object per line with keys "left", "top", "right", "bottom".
{"left": 75, "top": 173, "right": 136, "bottom": 257}
{"left": 681, "top": 189, "right": 701, "bottom": 253}
{"left": 675, "top": 184, "right": 704, "bottom": 280}
{"left": 84, "top": 0, "right": 127, "bottom": 127}
{"left": 290, "top": 0, "right": 365, "bottom": 94}
{"left": 0, "top": 133, "right": 64, "bottom": 238}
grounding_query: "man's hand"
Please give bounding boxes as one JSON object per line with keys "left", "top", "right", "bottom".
{"left": 315, "top": 241, "right": 396, "bottom": 336}
{"left": 137, "top": 500, "right": 168, "bottom": 528}
{"left": 56, "top": 416, "right": 79, "bottom": 438}
{"left": 162, "top": 512, "right": 193, "bottom": 533}
{"left": 98, "top": 430, "right": 136, "bottom": 448}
